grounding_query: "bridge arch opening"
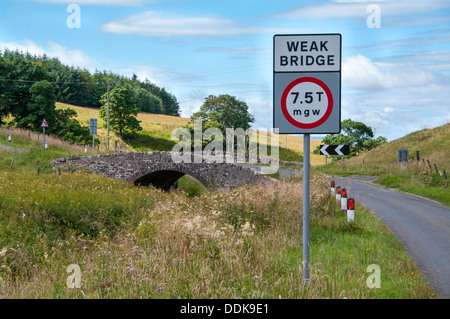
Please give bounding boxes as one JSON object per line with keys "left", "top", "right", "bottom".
{"left": 133, "top": 169, "right": 207, "bottom": 193}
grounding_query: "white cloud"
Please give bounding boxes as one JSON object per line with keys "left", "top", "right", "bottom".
{"left": 0, "top": 39, "right": 96, "bottom": 71}
{"left": 101, "top": 11, "right": 301, "bottom": 37}
{"left": 274, "top": 0, "right": 450, "bottom": 19}
{"left": 197, "top": 47, "right": 270, "bottom": 54}
{"left": 113, "top": 65, "right": 201, "bottom": 92}
{"left": 342, "top": 54, "right": 446, "bottom": 90}
{"left": 29, "top": 0, "right": 154, "bottom": 6}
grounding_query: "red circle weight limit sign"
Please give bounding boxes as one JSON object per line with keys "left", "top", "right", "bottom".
{"left": 281, "top": 77, "right": 333, "bottom": 129}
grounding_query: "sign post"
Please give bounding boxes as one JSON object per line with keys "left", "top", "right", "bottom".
{"left": 398, "top": 149, "right": 409, "bottom": 174}
{"left": 40, "top": 118, "right": 49, "bottom": 151}
{"left": 274, "top": 34, "right": 341, "bottom": 285}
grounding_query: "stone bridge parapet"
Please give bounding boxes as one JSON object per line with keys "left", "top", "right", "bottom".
{"left": 50, "top": 152, "right": 273, "bottom": 191}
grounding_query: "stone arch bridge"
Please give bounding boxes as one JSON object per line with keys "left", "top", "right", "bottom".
{"left": 50, "top": 152, "right": 272, "bottom": 191}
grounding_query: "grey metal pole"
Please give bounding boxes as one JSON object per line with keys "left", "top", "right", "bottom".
{"left": 303, "top": 133, "right": 310, "bottom": 285}
{"left": 341, "top": 155, "right": 343, "bottom": 168}
{"left": 107, "top": 82, "right": 110, "bottom": 151}
{"left": 325, "top": 155, "right": 327, "bottom": 167}
{"left": 43, "top": 127, "right": 46, "bottom": 152}
{"left": 92, "top": 134, "right": 95, "bottom": 149}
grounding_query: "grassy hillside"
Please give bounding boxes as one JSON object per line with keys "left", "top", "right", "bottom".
{"left": 55, "top": 102, "right": 323, "bottom": 164}
{"left": 349, "top": 123, "right": 449, "bottom": 168}
{"left": 316, "top": 123, "right": 449, "bottom": 206}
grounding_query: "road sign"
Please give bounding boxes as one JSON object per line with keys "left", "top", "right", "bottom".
{"left": 320, "top": 144, "right": 349, "bottom": 156}
{"left": 274, "top": 34, "right": 341, "bottom": 72}
{"left": 273, "top": 34, "right": 341, "bottom": 134}
{"left": 398, "top": 149, "right": 408, "bottom": 162}
{"left": 90, "top": 118, "right": 97, "bottom": 135}
{"left": 273, "top": 33, "right": 341, "bottom": 287}
{"left": 40, "top": 118, "right": 49, "bottom": 128}
{"left": 398, "top": 149, "right": 409, "bottom": 174}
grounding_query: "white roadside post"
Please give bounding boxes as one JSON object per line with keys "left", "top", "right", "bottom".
{"left": 335, "top": 186, "right": 341, "bottom": 202}
{"left": 40, "top": 118, "right": 49, "bottom": 152}
{"left": 330, "top": 181, "right": 336, "bottom": 196}
{"left": 341, "top": 188, "right": 348, "bottom": 211}
{"left": 347, "top": 198, "right": 355, "bottom": 223}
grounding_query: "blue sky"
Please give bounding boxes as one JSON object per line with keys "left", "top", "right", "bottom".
{"left": 1, "top": 0, "right": 450, "bottom": 141}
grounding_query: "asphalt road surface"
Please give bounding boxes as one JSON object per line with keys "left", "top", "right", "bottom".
{"left": 332, "top": 176, "right": 450, "bottom": 299}
{"left": 0, "top": 143, "right": 26, "bottom": 152}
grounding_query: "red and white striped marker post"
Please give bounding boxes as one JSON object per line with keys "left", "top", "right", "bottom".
{"left": 335, "top": 186, "right": 341, "bottom": 202}
{"left": 347, "top": 198, "right": 355, "bottom": 223}
{"left": 331, "top": 181, "right": 336, "bottom": 196}
{"left": 341, "top": 188, "right": 348, "bottom": 211}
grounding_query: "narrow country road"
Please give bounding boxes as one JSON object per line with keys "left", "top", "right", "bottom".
{"left": 332, "top": 176, "right": 450, "bottom": 299}
{"left": 0, "top": 143, "right": 26, "bottom": 152}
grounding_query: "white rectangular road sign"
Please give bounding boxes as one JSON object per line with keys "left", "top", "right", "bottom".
{"left": 274, "top": 34, "right": 341, "bottom": 73}
{"left": 273, "top": 33, "right": 341, "bottom": 135}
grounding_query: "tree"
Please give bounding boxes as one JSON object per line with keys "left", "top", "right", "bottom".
{"left": 99, "top": 87, "right": 142, "bottom": 137}
{"left": 18, "top": 80, "right": 57, "bottom": 129}
{"left": 54, "top": 107, "right": 95, "bottom": 144}
{"left": 134, "top": 87, "right": 163, "bottom": 114}
{"left": 313, "top": 119, "right": 387, "bottom": 156}
{"left": 192, "top": 94, "right": 254, "bottom": 131}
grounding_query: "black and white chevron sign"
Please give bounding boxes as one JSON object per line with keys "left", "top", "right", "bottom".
{"left": 319, "top": 144, "right": 350, "bottom": 156}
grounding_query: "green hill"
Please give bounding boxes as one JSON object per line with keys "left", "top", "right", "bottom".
{"left": 350, "top": 123, "right": 449, "bottom": 169}
{"left": 317, "top": 123, "right": 449, "bottom": 206}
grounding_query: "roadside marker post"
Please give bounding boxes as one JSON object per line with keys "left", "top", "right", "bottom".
{"left": 347, "top": 198, "right": 355, "bottom": 223}
{"left": 341, "top": 188, "right": 347, "bottom": 211}
{"left": 336, "top": 186, "right": 341, "bottom": 202}
{"left": 40, "top": 118, "right": 49, "bottom": 152}
{"left": 274, "top": 33, "right": 342, "bottom": 286}
{"left": 330, "top": 180, "right": 336, "bottom": 196}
